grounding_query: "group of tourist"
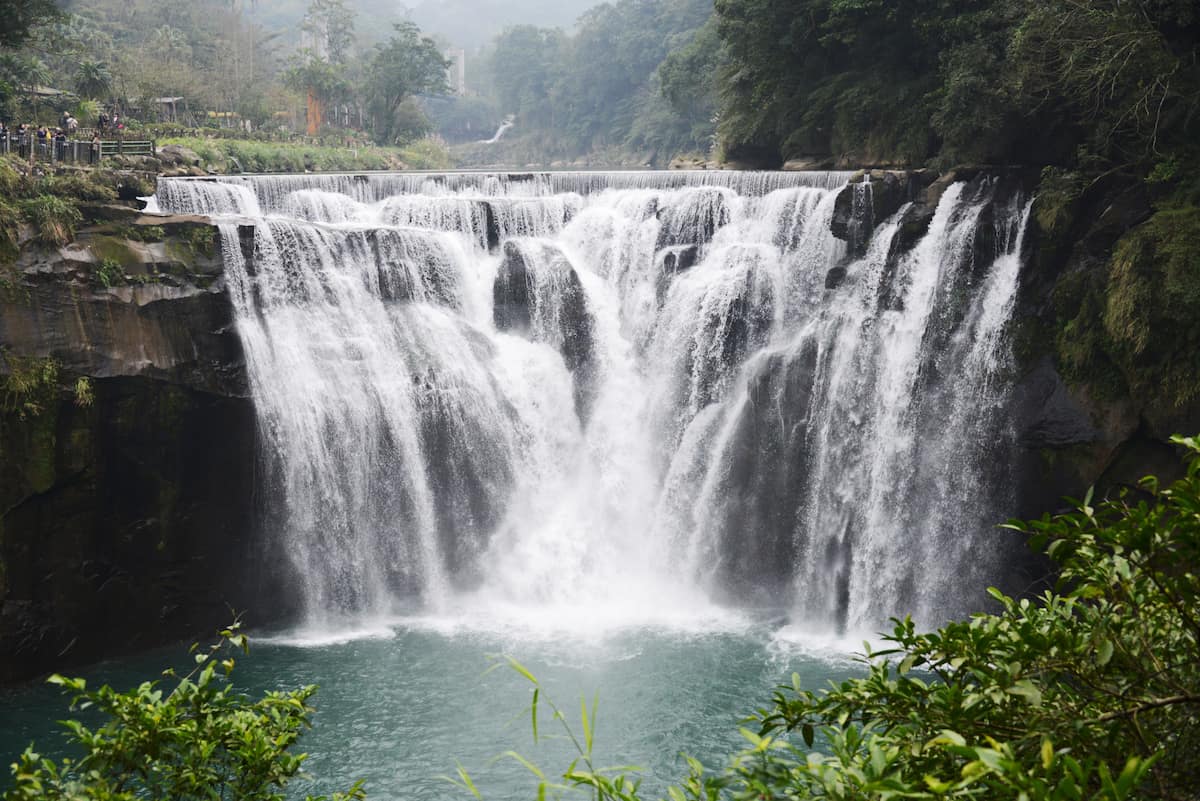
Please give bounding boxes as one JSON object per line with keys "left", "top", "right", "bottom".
{"left": 96, "top": 110, "right": 122, "bottom": 131}
{"left": 1, "top": 118, "right": 106, "bottom": 164}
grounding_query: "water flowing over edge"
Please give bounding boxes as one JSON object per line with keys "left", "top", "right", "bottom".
{"left": 157, "top": 170, "right": 1033, "bottom": 645}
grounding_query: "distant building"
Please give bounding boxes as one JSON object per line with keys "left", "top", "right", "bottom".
{"left": 443, "top": 49, "right": 466, "bottom": 95}
{"left": 152, "top": 97, "right": 185, "bottom": 122}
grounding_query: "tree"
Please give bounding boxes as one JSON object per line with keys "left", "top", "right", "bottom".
{"left": 488, "top": 25, "right": 564, "bottom": 127}
{"left": 1012, "top": 0, "right": 1200, "bottom": 166}
{"left": 3, "top": 623, "right": 366, "bottom": 801}
{"left": 73, "top": 60, "right": 112, "bottom": 101}
{"left": 284, "top": 49, "right": 352, "bottom": 133}
{"left": 364, "top": 21, "right": 447, "bottom": 144}
{"left": 301, "top": 0, "right": 355, "bottom": 66}
{"left": 0, "top": 0, "right": 60, "bottom": 49}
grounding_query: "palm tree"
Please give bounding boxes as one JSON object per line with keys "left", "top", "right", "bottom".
{"left": 150, "top": 25, "right": 191, "bottom": 63}
{"left": 19, "top": 56, "right": 51, "bottom": 117}
{"left": 74, "top": 60, "right": 112, "bottom": 102}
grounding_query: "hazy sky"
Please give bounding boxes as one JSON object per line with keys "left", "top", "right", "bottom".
{"left": 249, "top": 0, "right": 608, "bottom": 50}
{"left": 403, "top": 0, "right": 606, "bottom": 48}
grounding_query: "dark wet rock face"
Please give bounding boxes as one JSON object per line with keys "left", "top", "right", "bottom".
{"left": 0, "top": 218, "right": 286, "bottom": 684}
{"left": 705, "top": 338, "right": 820, "bottom": 604}
{"left": 493, "top": 240, "right": 598, "bottom": 421}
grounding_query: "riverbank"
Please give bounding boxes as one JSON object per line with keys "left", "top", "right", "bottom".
{"left": 159, "top": 136, "right": 454, "bottom": 174}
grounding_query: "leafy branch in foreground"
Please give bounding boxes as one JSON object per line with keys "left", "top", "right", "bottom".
{"left": 459, "top": 436, "right": 1200, "bottom": 801}
{"left": 3, "top": 621, "right": 366, "bottom": 801}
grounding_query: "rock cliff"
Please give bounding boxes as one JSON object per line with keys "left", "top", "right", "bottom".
{"left": 0, "top": 212, "right": 286, "bottom": 684}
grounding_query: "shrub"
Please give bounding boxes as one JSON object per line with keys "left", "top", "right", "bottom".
{"left": 19, "top": 195, "right": 83, "bottom": 246}
{"left": 399, "top": 137, "right": 453, "bottom": 170}
{"left": 0, "top": 353, "right": 59, "bottom": 420}
{"left": 95, "top": 258, "right": 123, "bottom": 287}
{"left": 3, "top": 623, "right": 366, "bottom": 801}
{"left": 42, "top": 174, "right": 118, "bottom": 203}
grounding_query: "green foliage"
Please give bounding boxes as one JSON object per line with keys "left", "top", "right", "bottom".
{"left": 364, "top": 21, "right": 448, "bottom": 145}
{"left": 126, "top": 225, "right": 166, "bottom": 242}
{"left": 710, "top": 0, "right": 1200, "bottom": 170}
{"left": 390, "top": 97, "right": 434, "bottom": 145}
{"left": 301, "top": 0, "right": 356, "bottom": 66}
{"left": 1101, "top": 206, "right": 1200, "bottom": 406}
{"left": 73, "top": 376, "right": 94, "bottom": 408}
{"left": 398, "top": 137, "right": 453, "bottom": 170}
{"left": 1011, "top": 1, "right": 1199, "bottom": 168}
{"left": 180, "top": 224, "right": 216, "bottom": 257}
{"left": 95, "top": 258, "right": 123, "bottom": 288}
{"left": 0, "top": 352, "right": 58, "bottom": 420}
{"left": 19, "top": 195, "right": 83, "bottom": 247}
{"left": 482, "top": 0, "right": 717, "bottom": 163}
{"left": 159, "top": 136, "right": 422, "bottom": 173}
{"left": 422, "top": 95, "right": 503, "bottom": 145}
{"left": 41, "top": 174, "right": 119, "bottom": 204}
{"left": 468, "top": 439, "right": 1200, "bottom": 801}
{"left": 284, "top": 51, "right": 353, "bottom": 110}
{"left": 3, "top": 623, "right": 367, "bottom": 801}
{"left": 73, "top": 59, "right": 112, "bottom": 101}
{"left": 0, "top": 0, "right": 61, "bottom": 48}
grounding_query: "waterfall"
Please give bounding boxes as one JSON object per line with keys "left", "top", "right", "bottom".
{"left": 158, "top": 170, "right": 1033, "bottom": 634}
{"left": 482, "top": 115, "right": 515, "bottom": 144}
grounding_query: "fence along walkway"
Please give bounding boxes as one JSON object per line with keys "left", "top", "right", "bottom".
{"left": 0, "top": 134, "right": 157, "bottom": 165}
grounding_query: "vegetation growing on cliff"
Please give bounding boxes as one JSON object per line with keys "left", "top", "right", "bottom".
{"left": 0, "top": 352, "right": 59, "bottom": 420}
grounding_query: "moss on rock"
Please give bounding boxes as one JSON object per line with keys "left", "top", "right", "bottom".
{"left": 1103, "top": 206, "right": 1200, "bottom": 407}
{"left": 88, "top": 236, "right": 142, "bottom": 270}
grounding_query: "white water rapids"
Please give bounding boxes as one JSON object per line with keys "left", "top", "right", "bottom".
{"left": 156, "top": 170, "right": 1032, "bottom": 639}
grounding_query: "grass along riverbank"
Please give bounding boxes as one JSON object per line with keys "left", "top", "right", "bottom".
{"left": 160, "top": 136, "right": 454, "bottom": 174}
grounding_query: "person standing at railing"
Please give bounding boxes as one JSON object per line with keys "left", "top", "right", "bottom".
{"left": 90, "top": 132, "right": 100, "bottom": 165}
{"left": 0, "top": 121, "right": 7, "bottom": 153}
{"left": 54, "top": 128, "right": 66, "bottom": 161}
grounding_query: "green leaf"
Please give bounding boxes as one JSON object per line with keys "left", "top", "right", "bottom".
{"left": 1007, "top": 680, "right": 1042, "bottom": 707}
{"left": 1096, "top": 638, "right": 1114, "bottom": 666}
{"left": 580, "top": 694, "right": 594, "bottom": 755}
{"left": 531, "top": 688, "right": 539, "bottom": 744}
{"left": 500, "top": 751, "right": 545, "bottom": 780}
{"left": 801, "top": 723, "right": 814, "bottom": 748}
{"left": 506, "top": 657, "right": 537, "bottom": 686}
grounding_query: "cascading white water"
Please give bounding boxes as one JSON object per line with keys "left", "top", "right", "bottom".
{"left": 158, "top": 170, "right": 1033, "bottom": 635}
{"left": 482, "top": 115, "right": 515, "bottom": 144}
